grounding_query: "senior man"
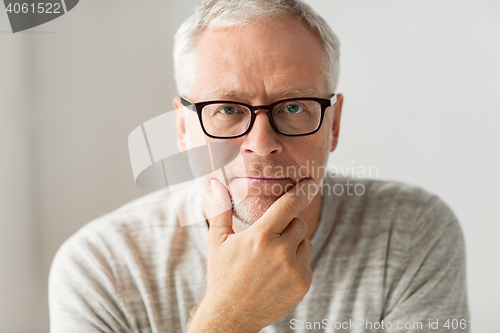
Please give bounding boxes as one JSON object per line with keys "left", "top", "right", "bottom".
{"left": 49, "top": 0, "right": 469, "bottom": 332}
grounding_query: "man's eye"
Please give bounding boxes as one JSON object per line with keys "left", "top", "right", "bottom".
{"left": 285, "top": 104, "right": 304, "bottom": 114}
{"left": 218, "top": 105, "right": 237, "bottom": 115}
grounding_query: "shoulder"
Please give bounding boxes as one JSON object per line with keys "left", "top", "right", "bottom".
{"left": 50, "top": 181, "right": 203, "bottom": 274}
{"left": 322, "top": 172, "right": 434, "bottom": 218}
{"left": 49, "top": 182, "right": 206, "bottom": 330}
{"left": 323, "top": 172, "right": 435, "bottom": 205}
{"left": 321, "top": 171, "right": 464, "bottom": 248}
{"left": 323, "top": 171, "right": 456, "bottom": 220}
{"left": 55, "top": 188, "right": 172, "bottom": 258}
{"left": 319, "top": 171, "right": 468, "bottom": 318}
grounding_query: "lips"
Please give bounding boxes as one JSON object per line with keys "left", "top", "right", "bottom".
{"left": 230, "top": 174, "right": 292, "bottom": 181}
{"left": 232, "top": 176, "right": 290, "bottom": 181}
{"left": 232, "top": 177, "right": 294, "bottom": 187}
{"left": 245, "top": 177, "right": 285, "bottom": 180}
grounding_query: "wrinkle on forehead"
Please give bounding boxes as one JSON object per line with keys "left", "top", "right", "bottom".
{"left": 205, "top": 88, "right": 316, "bottom": 101}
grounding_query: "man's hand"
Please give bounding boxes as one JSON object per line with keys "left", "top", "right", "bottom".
{"left": 187, "top": 178, "right": 316, "bottom": 333}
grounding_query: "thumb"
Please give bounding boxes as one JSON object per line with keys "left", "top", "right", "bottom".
{"left": 208, "top": 179, "right": 234, "bottom": 244}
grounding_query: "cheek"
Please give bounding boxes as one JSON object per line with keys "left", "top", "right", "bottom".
{"left": 285, "top": 134, "right": 330, "bottom": 179}
{"left": 291, "top": 132, "right": 330, "bottom": 161}
{"left": 184, "top": 112, "right": 208, "bottom": 149}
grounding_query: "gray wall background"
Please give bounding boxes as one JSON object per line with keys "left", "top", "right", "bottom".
{"left": 1, "top": 1, "right": 499, "bottom": 332}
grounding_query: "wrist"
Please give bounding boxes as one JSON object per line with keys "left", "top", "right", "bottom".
{"left": 187, "top": 297, "right": 261, "bottom": 333}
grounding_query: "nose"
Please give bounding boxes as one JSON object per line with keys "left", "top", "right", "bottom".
{"left": 240, "top": 110, "right": 283, "bottom": 156}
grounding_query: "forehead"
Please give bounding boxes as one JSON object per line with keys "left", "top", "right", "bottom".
{"left": 192, "top": 17, "right": 327, "bottom": 101}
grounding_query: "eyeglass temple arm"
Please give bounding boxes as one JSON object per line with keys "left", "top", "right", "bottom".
{"left": 330, "top": 94, "right": 337, "bottom": 106}
{"left": 180, "top": 96, "right": 194, "bottom": 111}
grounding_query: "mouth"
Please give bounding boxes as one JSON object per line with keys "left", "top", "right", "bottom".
{"left": 232, "top": 177, "right": 294, "bottom": 186}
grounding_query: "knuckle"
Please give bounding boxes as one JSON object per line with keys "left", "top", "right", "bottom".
{"left": 303, "top": 238, "right": 313, "bottom": 253}
{"left": 295, "top": 274, "right": 312, "bottom": 296}
{"left": 277, "top": 245, "right": 294, "bottom": 265}
{"left": 251, "top": 230, "right": 270, "bottom": 250}
{"left": 293, "top": 218, "right": 308, "bottom": 236}
{"left": 282, "top": 196, "right": 301, "bottom": 213}
{"left": 296, "top": 239, "right": 313, "bottom": 263}
{"left": 304, "top": 264, "right": 313, "bottom": 282}
{"left": 304, "top": 240, "right": 314, "bottom": 260}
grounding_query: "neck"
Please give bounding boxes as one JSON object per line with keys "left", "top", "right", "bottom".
{"left": 202, "top": 192, "right": 322, "bottom": 240}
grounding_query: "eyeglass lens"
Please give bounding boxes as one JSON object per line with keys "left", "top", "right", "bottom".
{"left": 200, "top": 99, "right": 322, "bottom": 137}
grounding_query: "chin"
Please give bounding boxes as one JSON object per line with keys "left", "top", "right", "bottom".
{"left": 231, "top": 195, "right": 279, "bottom": 225}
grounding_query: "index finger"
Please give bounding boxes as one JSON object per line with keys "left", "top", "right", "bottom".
{"left": 252, "top": 178, "right": 316, "bottom": 235}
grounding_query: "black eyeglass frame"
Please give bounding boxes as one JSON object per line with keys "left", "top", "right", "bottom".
{"left": 180, "top": 94, "right": 337, "bottom": 139}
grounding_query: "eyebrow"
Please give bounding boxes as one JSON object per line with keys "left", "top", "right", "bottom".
{"left": 206, "top": 90, "right": 239, "bottom": 99}
{"left": 206, "top": 88, "right": 316, "bottom": 100}
{"left": 281, "top": 89, "right": 315, "bottom": 98}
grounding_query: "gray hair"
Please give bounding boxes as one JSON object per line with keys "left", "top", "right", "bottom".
{"left": 173, "top": 0, "right": 341, "bottom": 97}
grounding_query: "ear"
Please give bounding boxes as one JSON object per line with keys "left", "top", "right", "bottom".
{"left": 173, "top": 96, "right": 187, "bottom": 154}
{"left": 330, "top": 93, "right": 344, "bottom": 152}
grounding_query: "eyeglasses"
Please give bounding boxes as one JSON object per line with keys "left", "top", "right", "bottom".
{"left": 180, "top": 94, "right": 336, "bottom": 139}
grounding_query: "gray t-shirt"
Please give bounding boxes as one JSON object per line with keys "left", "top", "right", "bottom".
{"left": 49, "top": 174, "right": 470, "bottom": 332}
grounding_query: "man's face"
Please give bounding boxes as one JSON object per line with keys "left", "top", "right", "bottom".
{"left": 175, "top": 17, "right": 343, "bottom": 226}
